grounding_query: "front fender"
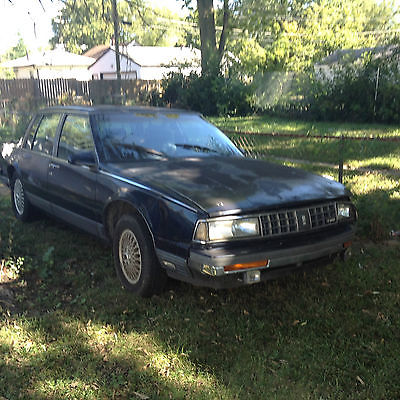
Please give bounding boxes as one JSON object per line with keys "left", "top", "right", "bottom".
{"left": 99, "top": 177, "right": 202, "bottom": 258}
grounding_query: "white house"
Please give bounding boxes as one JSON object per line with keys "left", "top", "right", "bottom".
{"left": 1, "top": 46, "right": 95, "bottom": 80}
{"left": 86, "top": 43, "right": 201, "bottom": 80}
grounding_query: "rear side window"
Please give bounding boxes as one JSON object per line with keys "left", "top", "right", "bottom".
{"left": 57, "top": 115, "right": 94, "bottom": 160}
{"left": 32, "top": 114, "right": 60, "bottom": 155}
{"left": 24, "top": 115, "right": 42, "bottom": 149}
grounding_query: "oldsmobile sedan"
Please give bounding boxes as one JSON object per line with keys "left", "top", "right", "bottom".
{"left": 3, "top": 106, "right": 357, "bottom": 296}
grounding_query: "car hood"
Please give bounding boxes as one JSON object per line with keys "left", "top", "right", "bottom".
{"left": 104, "top": 157, "right": 348, "bottom": 217}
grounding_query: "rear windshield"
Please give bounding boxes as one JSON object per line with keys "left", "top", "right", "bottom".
{"left": 93, "top": 112, "right": 242, "bottom": 162}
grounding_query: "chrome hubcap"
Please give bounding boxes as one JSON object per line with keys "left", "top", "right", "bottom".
{"left": 13, "top": 179, "right": 25, "bottom": 216}
{"left": 118, "top": 229, "right": 142, "bottom": 284}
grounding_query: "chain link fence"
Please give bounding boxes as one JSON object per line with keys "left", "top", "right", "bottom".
{"left": 226, "top": 129, "right": 400, "bottom": 184}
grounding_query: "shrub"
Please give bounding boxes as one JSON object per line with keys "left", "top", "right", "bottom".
{"left": 260, "top": 47, "right": 400, "bottom": 124}
{"left": 159, "top": 72, "right": 254, "bottom": 116}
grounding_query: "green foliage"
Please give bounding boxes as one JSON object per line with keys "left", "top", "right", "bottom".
{"left": 231, "top": 0, "right": 399, "bottom": 74}
{"left": 0, "top": 95, "right": 41, "bottom": 143}
{"left": 51, "top": 0, "right": 185, "bottom": 53}
{"left": 160, "top": 72, "right": 254, "bottom": 116}
{"left": 0, "top": 37, "right": 28, "bottom": 78}
{"left": 0, "top": 37, "right": 27, "bottom": 61}
{"left": 267, "top": 48, "right": 400, "bottom": 123}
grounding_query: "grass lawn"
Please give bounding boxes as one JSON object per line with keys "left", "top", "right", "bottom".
{"left": 211, "top": 115, "right": 400, "bottom": 171}
{"left": 1, "top": 116, "right": 400, "bottom": 399}
{"left": 1, "top": 169, "right": 400, "bottom": 399}
{"left": 210, "top": 115, "right": 400, "bottom": 137}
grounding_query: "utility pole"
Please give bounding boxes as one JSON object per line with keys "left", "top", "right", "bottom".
{"left": 111, "top": 0, "right": 122, "bottom": 103}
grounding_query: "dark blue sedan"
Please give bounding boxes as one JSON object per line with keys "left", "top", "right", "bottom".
{"left": 3, "top": 106, "right": 357, "bottom": 296}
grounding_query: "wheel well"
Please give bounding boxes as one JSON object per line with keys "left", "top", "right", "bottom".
{"left": 105, "top": 201, "right": 154, "bottom": 244}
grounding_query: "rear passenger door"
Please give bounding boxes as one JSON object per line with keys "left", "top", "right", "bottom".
{"left": 47, "top": 114, "right": 101, "bottom": 233}
{"left": 21, "top": 113, "right": 61, "bottom": 209}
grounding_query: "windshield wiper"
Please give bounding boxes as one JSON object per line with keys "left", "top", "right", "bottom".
{"left": 127, "top": 143, "right": 168, "bottom": 159}
{"left": 108, "top": 141, "right": 168, "bottom": 160}
{"left": 174, "top": 143, "right": 219, "bottom": 154}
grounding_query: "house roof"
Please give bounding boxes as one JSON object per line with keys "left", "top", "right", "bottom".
{"left": 83, "top": 44, "right": 110, "bottom": 60}
{"left": 86, "top": 43, "right": 201, "bottom": 69}
{"left": 317, "top": 46, "right": 394, "bottom": 66}
{"left": 125, "top": 45, "right": 201, "bottom": 67}
{"left": 1, "top": 48, "right": 95, "bottom": 69}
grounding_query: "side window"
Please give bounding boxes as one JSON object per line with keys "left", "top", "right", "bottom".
{"left": 24, "top": 115, "right": 42, "bottom": 149}
{"left": 57, "top": 115, "right": 94, "bottom": 161}
{"left": 32, "top": 114, "right": 60, "bottom": 155}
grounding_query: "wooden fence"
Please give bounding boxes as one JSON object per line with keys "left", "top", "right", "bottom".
{"left": 0, "top": 78, "right": 161, "bottom": 109}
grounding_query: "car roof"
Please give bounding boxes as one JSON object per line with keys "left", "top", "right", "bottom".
{"left": 39, "top": 105, "right": 200, "bottom": 116}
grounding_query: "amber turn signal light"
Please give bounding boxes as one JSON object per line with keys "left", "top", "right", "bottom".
{"left": 224, "top": 259, "right": 269, "bottom": 272}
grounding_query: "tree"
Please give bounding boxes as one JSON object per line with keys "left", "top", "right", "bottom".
{"left": 0, "top": 37, "right": 28, "bottom": 78}
{"left": 182, "top": 0, "right": 233, "bottom": 75}
{"left": 1, "top": 37, "right": 27, "bottom": 61}
{"left": 233, "top": 0, "right": 400, "bottom": 73}
{"left": 51, "top": 0, "right": 185, "bottom": 54}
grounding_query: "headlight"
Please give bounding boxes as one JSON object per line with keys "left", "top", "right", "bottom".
{"left": 194, "top": 217, "right": 260, "bottom": 242}
{"left": 337, "top": 203, "right": 350, "bottom": 219}
{"left": 337, "top": 202, "right": 356, "bottom": 221}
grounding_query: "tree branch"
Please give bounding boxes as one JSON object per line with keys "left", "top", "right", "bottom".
{"left": 218, "top": 0, "right": 229, "bottom": 57}
{"left": 125, "top": 0, "right": 151, "bottom": 27}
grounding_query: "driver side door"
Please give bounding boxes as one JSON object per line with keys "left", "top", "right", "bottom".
{"left": 47, "top": 113, "right": 102, "bottom": 235}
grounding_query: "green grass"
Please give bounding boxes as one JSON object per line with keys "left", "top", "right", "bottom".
{"left": 2, "top": 116, "right": 400, "bottom": 398}
{"left": 211, "top": 115, "right": 400, "bottom": 171}
{"left": 2, "top": 163, "right": 400, "bottom": 399}
{"left": 210, "top": 115, "right": 400, "bottom": 137}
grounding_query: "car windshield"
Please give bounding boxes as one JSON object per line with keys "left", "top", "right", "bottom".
{"left": 93, "top": 111, "right": 242, "bottom": 162}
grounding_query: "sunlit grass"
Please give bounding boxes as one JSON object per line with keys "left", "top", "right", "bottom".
{"left": 2, "top": 165, "right": 400, "bottom": 399}
{"left": 218, "top": 118, "right": 400, "bottom": 172}
{"left": 211, "top": 115, "right": 400, "bottom": 137}
{"left": 2, "top": 116, "right": 400, "bottom": 398}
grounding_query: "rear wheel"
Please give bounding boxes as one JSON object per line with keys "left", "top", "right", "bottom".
{"left": 113, "top": 215, "right": 167, "bottom": 297}
{"left": 11, "top": 174, "right": 34, "bottom": 221}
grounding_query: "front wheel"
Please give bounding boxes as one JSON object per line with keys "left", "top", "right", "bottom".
{"left": 113, "top": 215, "right": 167, "bottom": 297}
{"left": 11, "top": 174, "right": 34, "bottom": 221}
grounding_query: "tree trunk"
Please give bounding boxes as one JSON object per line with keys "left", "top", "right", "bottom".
{"left": 197, "top": 0, "right": 230, "bottom": 76}
{"left": 197, "top": 0, "right": 218, "bottom": 75}
{"left": 218, "top": 0, "right": 229, "bottom": 65}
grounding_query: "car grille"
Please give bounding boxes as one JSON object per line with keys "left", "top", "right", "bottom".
{"left": 260, "top": 203, "right": 337, "bottom": 237}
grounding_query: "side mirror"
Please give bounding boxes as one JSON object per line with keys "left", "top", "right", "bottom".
{"left": 68, "top": 151, "right": 97, "bottom": 169}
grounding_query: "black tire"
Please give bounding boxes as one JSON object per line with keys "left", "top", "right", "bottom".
{"left": 10, "top": 174, "right": 34, "bottom": 222}
{"left": 113, "top": 215, "right": 167, "bottom": 297}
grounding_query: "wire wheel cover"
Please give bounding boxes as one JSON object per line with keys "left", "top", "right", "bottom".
{"left": 118, "top": 229, "right": 142, "bottom": 284}
{"left": 13, "top": 179, "right": 25, "bottom": 216}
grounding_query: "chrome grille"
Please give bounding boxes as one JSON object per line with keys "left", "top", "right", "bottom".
{"left": 309, "top": 203, "right": 337, "bottom": 228}
{"left": 260, "top": 203, "right": 337, "bottom": 237}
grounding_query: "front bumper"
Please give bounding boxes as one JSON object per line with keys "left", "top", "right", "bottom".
{"left": 185, "top": 225, "right": 355, "bottom": 289}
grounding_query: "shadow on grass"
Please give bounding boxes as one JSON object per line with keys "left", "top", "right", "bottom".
{"left": 1, "top": 188, "right": 400, "bottom": 399}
